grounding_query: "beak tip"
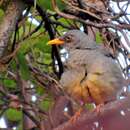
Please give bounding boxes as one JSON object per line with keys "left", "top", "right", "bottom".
{"left": 47, "top": 38, "right": 64, "bottom": 45}
{"left": 47, "top": 42, "right": 51, "bottom": 45}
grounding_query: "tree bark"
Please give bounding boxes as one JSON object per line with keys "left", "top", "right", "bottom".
{"left": 0, "top": 0, "right": 25, "bottom": 57}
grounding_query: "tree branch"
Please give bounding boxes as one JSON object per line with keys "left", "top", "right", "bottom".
{"left": 51, "top": 0, "right": 130, "bottom": 30}
{"left": 53, "top": 96, "right": 130, "bottom": 130}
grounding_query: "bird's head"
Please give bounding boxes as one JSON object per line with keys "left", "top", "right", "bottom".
{"left": 47, "top": 30, "right": 96, "bottom": 50}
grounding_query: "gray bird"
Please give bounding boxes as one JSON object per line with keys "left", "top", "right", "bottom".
{"left": 48, "top": 30, "right": 124, "bottom": 105}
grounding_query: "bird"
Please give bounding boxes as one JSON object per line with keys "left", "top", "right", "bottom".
{"left": 47, "top": 30, "right": 124, "bottom": 114}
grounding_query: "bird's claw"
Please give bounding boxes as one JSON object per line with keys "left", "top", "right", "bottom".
{"left": 69, "top": 108, "right": 82, "bottom": 123}
{"left": 94, "top": 103, "right": 104, "bottom": 114}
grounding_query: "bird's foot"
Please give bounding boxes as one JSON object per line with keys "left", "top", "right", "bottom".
{"left": 94, "top": 103, "right": 104, "bottom": 114}
{"left": 69, "top": 108, "right": 83, "bottom": 123}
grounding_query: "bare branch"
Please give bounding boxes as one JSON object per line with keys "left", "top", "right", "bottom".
{"left": 53, "top": 96, "right": 130, "bottom": 130}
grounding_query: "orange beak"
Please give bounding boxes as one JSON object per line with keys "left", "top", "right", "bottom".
{"left": 47, "top": 38, "right": 64, "bottom": 45}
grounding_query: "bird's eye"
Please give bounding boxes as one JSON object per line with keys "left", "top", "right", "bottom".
{"left": 65, "top": 36, "right": 72, "bottom": 42}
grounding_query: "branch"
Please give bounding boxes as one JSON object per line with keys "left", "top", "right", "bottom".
{"left": 62, "top": 0, "right": 101, "bottom": 20}
{"left": 53, "top": 96, "right": 130, "bottom": 130}
{"left": 51, "top": 0, "right": 130, "bottom": 30}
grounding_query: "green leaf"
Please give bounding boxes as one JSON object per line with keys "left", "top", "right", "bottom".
{"left": 10, "top": 60, "right": 17, "bottom": 71}
{"left": 0, "top": 9, "right": 4, "bottom": 21}
{"left": 19, "top": 40, "right": 32, "bottom": 54}
{"left": 36, "top": 86, "right": 45, "bottom": 95}
{"left": 57, "top": 0, "right": 66, "bottom": 10}
{"left": 37, "top": 0, "right": 51, "bottom": 10}
{"left": 37, "top": 0, "right": 65, "bottom": 11}
{"left": 0, "top": 99, "right": 4, "bottom": 105}
{"left": 17, "top": 122, "right": 23, "bottom": 130}
{"left": 33, "top": 35, "right": 51, "bottom": 53}
{"left": 5, "top": 108, "right": 22, "bottom": 122}
{"left": 19, "top": 33, "right": 51, "bottom": 54}
{"left": 3, "top": 79, "right": 16, "bottom": 89}
{"left": 96, "top": 32, "right": 103, "bottom": 44}
{"left": 85, "top": 103, "right": 95, "bottom": 110}
{"left": 39, "top": 98, "right": 52, "bottom": 111}
{"left": 17, "top": 52, "right": 30, "bottom": 80}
